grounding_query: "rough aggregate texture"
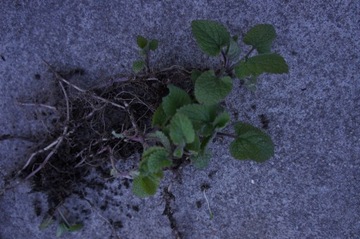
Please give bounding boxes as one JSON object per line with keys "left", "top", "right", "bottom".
{"left": 0, "top": 0, "right": 359, "bottom": 238}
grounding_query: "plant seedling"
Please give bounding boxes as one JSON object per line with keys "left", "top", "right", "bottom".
{"left": 122, "top": 19, "right": 289, "bottom": 197}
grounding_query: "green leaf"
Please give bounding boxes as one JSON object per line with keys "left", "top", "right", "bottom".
{"left": 147, "top": 148, "right": 172, "bottom": 173}
{"left": 149, "top": 39, "right": 158, "bottom": 51}
{"left": 162, "top": 85, "right": 192, "bottom": 118}
{"left": 191, "top": 20, "right": 230, "bottom": 56}
{"left": 195, "top": 70, "right": 232, "bottom": 105}
{"left": 56, "top": 223, "right": 68, "bottom": 237}
{"left": 132, "top": 60, "right": 145, "bottom": 73}
{"left": 177, "top": 104, "right": 217, "bottom": 130}
{"left": 173, "top": 145, "right": 184, "bottom": 158}
{"left": 243, "top": 24, "right": 276, "bottom": 53}
{"left": 67, "top": 224, "right": 83, "bottom": 232}
{"left": 230, "top": 122, "right": 274, "bottom": 162}
{"left": 191, "top": 69, "right": 202, "bottom": 83}
{"left": 39, "top": 216, "right": 54, "bottom": 230}
{"left": 228, "top": 37, "right": 241, "bottom": 60}
{"left": 132, "top": 175, "right": 160, "bottom": 197}
{"left": 186, "top": 135, "right": 200, "bottom": 153}
{"left": 169, "top": 113, "right": 195, "bottom": 145}
{"left": 191, "top": 151, "right": 211, "bottom": 169}
{"left": 235, "top": 53, "right": 289, "bottom": 78}
{"left": 137, "top": 35, "right": 148, "bottom": 49}
{"left": 213, "top": 111, "right": 230, "bottom": 129}
{"left": 147, "top": 131, "right": 171, "bottom": 152}
{"left": 152, "top": 104, "right": 167, "bottom": 127}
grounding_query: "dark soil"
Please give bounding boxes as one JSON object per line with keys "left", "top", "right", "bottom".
{"left": 18, "top": 66, "right": 193, "bottom": 224}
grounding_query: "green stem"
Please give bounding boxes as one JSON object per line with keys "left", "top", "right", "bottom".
{"left": 216, "top": 132, "right": 237, "bottom": 139}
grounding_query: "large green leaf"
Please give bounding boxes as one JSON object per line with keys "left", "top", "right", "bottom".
{"left": 195, "top": 70, "right": 233, "bottom": 105}
{"left": 243, "top": 24, "right": 276, "bottom": 53}
{"left": 132, "top": 175, "right": 160, "bottom": 197}
{"left": 235, "top": 53, "right": 289, "bottom": 78}
{"left": 146, "top": 131, "right": 171, "bottom": 152}
{"left": 177, "top": 104, "right": 217, "bottom": 130}
{"left": 230, "top": 122, "right": 274, "bottom": 162}
{"left": 191, "top": 20, "right": 230, "bottom": 56}
{"left": 169, "top": 113, "right": 195, "bottom": 145}
{"left": 162, "top": 85, "right": 192, "bottom": 118}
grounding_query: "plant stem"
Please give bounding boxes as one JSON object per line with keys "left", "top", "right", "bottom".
{"left": 216, "top": 132, "right": 237, "bottom": 139}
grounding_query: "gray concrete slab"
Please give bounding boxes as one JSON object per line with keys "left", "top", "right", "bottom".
{"left": 1, "top": 0, "right": 359, "bottom": 238}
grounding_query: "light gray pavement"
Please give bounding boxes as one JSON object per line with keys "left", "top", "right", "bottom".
{"left": 0, "top": 1, "right": 359, "bottom": 238}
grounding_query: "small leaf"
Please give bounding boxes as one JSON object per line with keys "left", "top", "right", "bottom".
{"left": 149, "top": 39, "right": 158, "bottom": 51}
{"left": 169, "top": 113, "right": 195, "bottom": 145}
{"left": 147, "top": 131, "right": 171, "bottom": 152}
{"left": 195, "top": 70, "right": 232, "bottom": 105}
{"left": 228, "top": 37, "right": 241, "bottom": 60}
{"left": 173, "top": 145, "right": 184, "bottom": 158}
{"left": 132, "top": 175, "right": 160, "bottom": 197}
{"left": 243, "top": 24, "right": 276, "bottom": 53}
{"left": 191, "top": 20, "right": 230, "bottom": 56}
{"left": 152, "top": 104, "right": 167, "bottom": 127}
{"left": 213, "top": 111, "right": 230, "bottom": 129}
{"left": 235, "top": 53, "right": 289, "bottom": 78}
{"left": 191, "top": 152, "right": 211, "bottom": 169}
{"left": 132, "top": 60, "right": 145, "bottom": 73}
{"left": 39, "top": 215, "right": 54, "bottom": 230}
{"left": 147, "top": 148, "right": 172, "bottom": 173}
{"left": 56, "top": 223, "right": 68, "bottom": 237}
{"left": 162, "top": 85, "right": 192, "bottom": 118}
{"left": 67, "top": 224, "right": 83, "bottom": 232}
{"left": 230, "top": 122, "right": 274, "bottom": 162}
{"left": 137, "top": 35, "right": 148, "bottom": 49}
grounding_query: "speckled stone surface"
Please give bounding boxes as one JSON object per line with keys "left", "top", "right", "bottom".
{"left": 0, "top": 1, "right": 359, "bottom": 238}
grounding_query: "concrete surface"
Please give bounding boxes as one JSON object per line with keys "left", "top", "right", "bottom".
{"left": 1, "top": 0, "right": 359, "bottom": 238}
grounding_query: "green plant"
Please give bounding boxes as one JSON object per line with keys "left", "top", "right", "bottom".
{"left": 39, "top": 207, "right": 83, "bottom": 237}
{"left": 125, "top": 20, "right": 288, "bottom": 197}
{"left": 132, "top": 35, "right": 158, "bottom": 73}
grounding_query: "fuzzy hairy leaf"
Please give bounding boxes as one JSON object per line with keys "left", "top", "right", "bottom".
{"left": 177, "top": 104, "right": 217, "bottom": 130}
{"left": 191, "top": 20, "right": 230, "bottom": 56}
{"left": 147, "top": 131, "right": 171, "bottom": 152}
{"left": 169, "top": 113, "right": 195, "bottom": 145}
{"left": 132, "top": 60, "right": 145, "bottom": 73}
{"left": 230, "top": 122, "right": 274, "bottom": 162}
{"left": 132, "top": 175, "right": 160, "bottom": 197}
{"left": 136, "top": 35, "right": 148, "bottom": 49}
{"left": 147, "top": 148, "right": 172, "bottom": 173}
{"left": 162, "top": 85, "right": 192, "bottom": 118}
{"left": 235, "top": 53, "right": 289, "bottom": 78}
{"left": 152, "top": 104, "right": 167, "bottom": 127}
{"left": 243, "top": 24, "right": 276, "bottom": 53}
{"left": 186, "top": 135, "right": 200, "bottom": 153}
{"left": 191, "top": 69, "right": 202, "bottom": 83}
{"left": 195, "top": 70, "right": 232, "bottom": 105}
